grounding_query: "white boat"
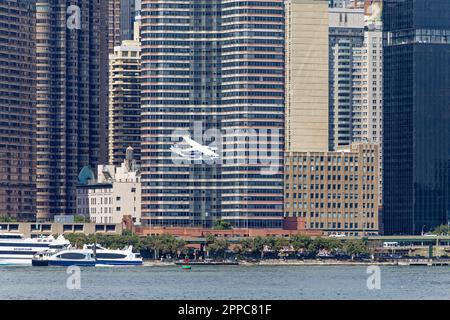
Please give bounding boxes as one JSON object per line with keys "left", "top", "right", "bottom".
{"left": 84, "top": 244, "right": 143, "bottom": 266}
{"left": 32, "top": 244, "right": 143, "bottom": 267}
{"left": 39, "top": 249, "right": 97, "bottom": 267}
{"left": 0, "top": 233, "right": 70, "bottom": 266}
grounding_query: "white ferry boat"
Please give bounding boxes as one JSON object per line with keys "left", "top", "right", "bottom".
{"left": 0, "top": 233, "right": 70, "bottom": 266}
{"left": 43, "top": 249, "right": 97, "bottom": 267}
{"left": 84, "top": 244, "right": 143, "bottom": 266}
{"left": 32, "top": 244, "right": 143, "bottom": 267}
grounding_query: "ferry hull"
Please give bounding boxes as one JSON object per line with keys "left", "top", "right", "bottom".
{"left": 48, "top": 260, "right": 96, "bottom": 267}
{"left": 31, "top": 259, "right": 49, "bottom": 267}
{"left": 96, "top": 260, "right": 143, "bottom": 266}
{"left": 0, "top": 259, "right": 32, "bottom": 266}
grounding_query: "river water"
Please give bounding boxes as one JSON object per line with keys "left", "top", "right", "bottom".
{"left": 1, "top": 265, "right": 449, "bottom": 300}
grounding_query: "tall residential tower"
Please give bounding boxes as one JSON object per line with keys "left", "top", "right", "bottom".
{"left": 328, "top": 7, "right": 364, "bottom": 150}
{"left": 109, "top": 19, "right": 141, "bottom": 166}
{"left": 0, "top": 0, "right": 36, "bottom": 220}
{"left": 141, "top": 0, "right": 285, "bottom": 228}
{"left": 35, "top": 1, "right": 102, "bottom": 219}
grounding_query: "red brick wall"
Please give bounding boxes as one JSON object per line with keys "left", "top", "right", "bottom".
{"left": 134, "top": 220, "right": 323, "bottom": 239}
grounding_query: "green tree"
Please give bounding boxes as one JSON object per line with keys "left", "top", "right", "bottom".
{"left": 213, "top": 220, "right": 233, "bottom": 230}
{"left": 237, "top": 237, "right": 254, "bottom": 258}
{"left": 308, "top": 237, "right": 342, "bottom": 255}
{"left": 122, "top": 229, "right": 133, "bottom": 236}
{"left": 274, "top": 237, "right": 289, "bottom": 249}
{"left": 433, "top": 224, "right": 450, "bottom": 236}
{"left": 65, "top": 233, "right": 89, "bottom": 248}
{"left": 253, "top": 236, "right": 273, "bottom": 259}
{"left": 343, "top": 239, "right": 369, "bottom": 259}
{"left": 73, "top": 215, "right": 90, "bottom": 223}
{"left": 0, "top": 216, "right": 17, "bottom": 223}
{"left": 140, "top": 235, "right": 186, "bottom": 259}
{"left": 206, "top": 236, "right": 230, "bottom": 259}
{"left": 290, "top": 235, "right": 312, "bottom": 251}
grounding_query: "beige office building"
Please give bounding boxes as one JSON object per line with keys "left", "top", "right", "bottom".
{"left": 285, "top": 0, "right": 329, "bottom": 152}
{"left": 284, "top": 143, "right": 379, "bottom": 236}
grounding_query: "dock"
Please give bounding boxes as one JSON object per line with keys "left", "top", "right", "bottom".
{"left": 396, "top": 259, "right": 450, "bottom": 266}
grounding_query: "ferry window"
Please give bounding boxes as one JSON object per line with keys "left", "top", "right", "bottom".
{"left": 0, "top": 234, "right": 22, "bottom": 239}
{"left": 97, "top": 253, "right": 127, "bottom": 259}
{"left": 59, "top": 253, "right": 86, "bottom": 260}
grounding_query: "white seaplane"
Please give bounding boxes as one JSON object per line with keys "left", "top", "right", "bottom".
{"left": 170, "top": 136, "right": 220, "bottom": 160}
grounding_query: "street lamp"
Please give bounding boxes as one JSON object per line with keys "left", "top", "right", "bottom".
{"left": 421, "top": 225, "right": 426, "bottom": 236}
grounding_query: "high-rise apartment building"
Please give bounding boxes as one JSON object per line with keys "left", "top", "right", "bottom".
{"left": 109, "top": 19, "right": 141, "bottom": 166}
{"left": 99, "top": 1, "right": 110, "bottom": 165}
{"left": 328, "top": 1, "right": 383, "bottom": 206}
{"left": 286, "top": 0, "right": 329, "bottom": 152}
{"left": 285, "top": 143, "right": 379, "bottom": 236}
{"left": 141, "top": 0, "right": 285, "bottom": 228}
{"left": 103, "top": 0, "right": 141, "bottom": 166}
{"left": 328, "top": 7, "right": 365, "bottom": 150}
{"left": 108, "top": 0, "right": 140, "bottom": 50}
{"left": 352, "top": 0, "right": 383, "bottom": 206}
{"left": 121, "top": 0, "right": 140, "bottom": 41}
{"left": 383, "top": 0, "right": 450, "bottom": 235}
{"left": 108, "top": 0, "right": 122, "bottom": 53}
{"left": 0, "top": 0, "right": 36, "bottom": 220}
{"left": 35, "top": 1, "right": 102, "bottom": 219}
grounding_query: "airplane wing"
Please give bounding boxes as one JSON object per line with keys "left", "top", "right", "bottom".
{"left": 172, "top": 136, "right": 220, "bottom": 159}
{"left": 183, "top": 136, "right": 203, "bottom": 149}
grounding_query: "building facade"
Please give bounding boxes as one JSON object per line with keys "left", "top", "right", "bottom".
{"left": 108, "top": 0, "right": 140, "bottom": 48}
{"left": 108, "top": 20, "right": 141, "bottom": 166}
{"left": 141, "top": 0, "right": 285, "bottom": 228}
{"left": 328, "top": 7, "right": 365, "bottom": 150}
{"left": 0, "top": 0, "right": 36, "bottom": 220}
{"left": 352, "top": 0, "right": 383, "bottom": 206}
{"left": 286, "top": 0, "right": 329, "bottom": 152}
{"left": 329, "top": 0, "right": 364, "bottom": 8}
{"left": 121, "top": 0, "right": 140, "bottom": 41}
{"left": 285, "top": 143, "right": 379, "bottom": 236}
{"left": 108, "top": 0, "right": 122, "bottom": 53}
{"left": 102, "top": 0, "right": 141, "bottom": 165}
{"left": 35, "top": 1, "right": 101, "bottom": 219}
{"left": 383, "top": 0, "right": 450, "bottom": 235}
{"left": 77, "top": 147, "right": 141, "bottom": 224}
{"left": 328, "top": 1, "right": 383, "bottom": 206}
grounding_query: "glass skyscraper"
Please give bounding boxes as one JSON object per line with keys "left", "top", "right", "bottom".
{"left": 141, "top": 0, "right": 285, "bottom": 228}
{"left": 383, "top": 0, "right": 450, "bottom": 234}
